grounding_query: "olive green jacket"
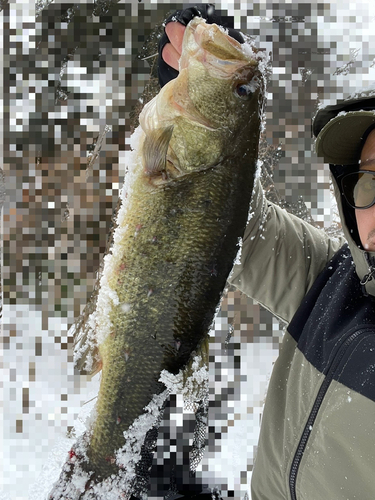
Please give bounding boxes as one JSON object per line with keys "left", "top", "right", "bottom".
{"left": 229, "top": 177, "right": 375, "bottom": 500}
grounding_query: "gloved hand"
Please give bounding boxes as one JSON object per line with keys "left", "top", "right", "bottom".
{"left": 158, "top": 4, "right": 244, "bottom": 87}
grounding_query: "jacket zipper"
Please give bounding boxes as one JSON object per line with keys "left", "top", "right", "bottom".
{"left": 289, "top": 328, "right": 372, "bottom": 500}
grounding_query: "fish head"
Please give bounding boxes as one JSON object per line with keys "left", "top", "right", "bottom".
{"left": 140, "top": 17, "right": 266, "bottom": 178}
{"left": 178, "top": 17, "right": 263, "bottom": 125}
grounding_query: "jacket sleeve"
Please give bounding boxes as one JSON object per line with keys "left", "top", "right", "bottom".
{"left": 229, "top": 178, "right": 346, "bottom": 324}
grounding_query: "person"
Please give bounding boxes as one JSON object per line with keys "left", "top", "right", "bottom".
{"left": 157, "top": 5, "right": 375, "bottom": 500}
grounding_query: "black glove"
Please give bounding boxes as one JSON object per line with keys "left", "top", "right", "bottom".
{"left": 157, "top": 4, "right": 244, "bottom": 87}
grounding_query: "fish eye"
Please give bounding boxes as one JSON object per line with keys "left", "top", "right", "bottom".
{"left": 234, "top": 83, "right": 253, "bottom": 99}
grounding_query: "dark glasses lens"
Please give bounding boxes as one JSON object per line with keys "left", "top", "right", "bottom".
{"left": 341, "top": 171, "right": 375, "bottom": 209}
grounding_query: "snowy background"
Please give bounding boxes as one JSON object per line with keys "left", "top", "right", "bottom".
{"left": 2, "top": 0, "right": 375, "bottom": 498}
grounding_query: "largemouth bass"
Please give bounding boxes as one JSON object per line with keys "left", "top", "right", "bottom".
{"left": 49, "top": 17, "right": 265, "bottom": 499}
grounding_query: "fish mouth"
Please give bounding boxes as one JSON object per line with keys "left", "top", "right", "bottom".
{"left": 190, "top": 18, "right": 245, "bottom": 60}
{"left": 180, "top": 17, "right": 259, "bottom": 77}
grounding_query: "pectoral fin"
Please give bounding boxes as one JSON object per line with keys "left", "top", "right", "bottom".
{"left": 143, "top": 126, "right": 174, "bottom": 178}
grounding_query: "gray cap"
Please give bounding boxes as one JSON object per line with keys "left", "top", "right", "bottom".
{"left": 313, "top": 88, "right": 375, "bottom": 165}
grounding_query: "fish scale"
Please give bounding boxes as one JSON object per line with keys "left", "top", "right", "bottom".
{"left": 89, "top": 159, "right": 257, "bottom": 477}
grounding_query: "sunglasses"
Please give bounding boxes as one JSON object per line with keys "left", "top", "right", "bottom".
{"left": 341, "top": 170, "right": 375, "bottom": 209}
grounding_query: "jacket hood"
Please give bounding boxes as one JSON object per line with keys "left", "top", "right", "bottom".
{"left": 329, "top": 165, "right": 375, "bottom": 297}
{"left": 313, "top": 87, "right": 375, "bottom": 164}
{"left": 313, "top": 87, "right": 375, "bottom": 297}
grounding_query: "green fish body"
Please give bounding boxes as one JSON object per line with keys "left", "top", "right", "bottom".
{"left": 49, "top": 17, "right": 265, "bottom": 499}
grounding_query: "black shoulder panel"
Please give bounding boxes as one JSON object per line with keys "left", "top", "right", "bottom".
{"left": 288, "top": 244, "right": 375, "bottom": 402}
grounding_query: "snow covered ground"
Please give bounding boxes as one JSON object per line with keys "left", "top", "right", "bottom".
{"left": 2, "top": 297, "right": 282, "bottom": 500}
